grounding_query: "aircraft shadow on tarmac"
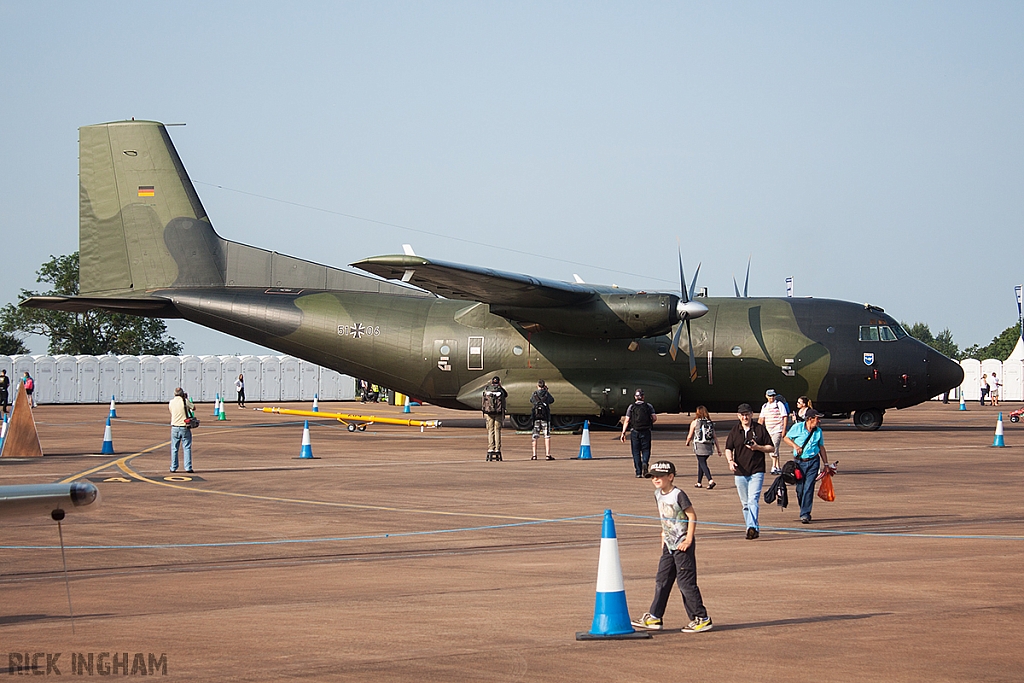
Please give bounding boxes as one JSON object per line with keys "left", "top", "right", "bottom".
{"left": 647, "top": 612, "right": 893, "bottom": 635}
{"left": 0, "top": 612, "right": 113, "bottom": 627}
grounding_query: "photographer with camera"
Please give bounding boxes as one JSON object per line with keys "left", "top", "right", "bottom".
{"left": 724, "top": 403, "right": 774, "bottom": 540}
{"left": 169, "top": 387, "right": 197, "bottom": 473}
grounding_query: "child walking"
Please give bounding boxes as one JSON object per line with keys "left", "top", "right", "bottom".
{"left": 631, "top": 460, "right": 713, "bottom": 633}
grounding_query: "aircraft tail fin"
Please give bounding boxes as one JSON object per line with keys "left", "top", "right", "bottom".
{"left": 79, "top": 120, "right": 424, "bottom": 298}
{"left": 79, "top": 121, "right": 224, "bottom": 295}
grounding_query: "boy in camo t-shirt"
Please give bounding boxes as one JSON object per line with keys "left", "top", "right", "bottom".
{"left": 630, "top": 460, "right": 713, "bottom": 633}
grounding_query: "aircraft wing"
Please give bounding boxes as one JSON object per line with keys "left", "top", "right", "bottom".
{"left": 351, "top": 255, "right": 605, "bottom": 308}
{"left": 0, "top": 482, "right": 100, "bottom": 520}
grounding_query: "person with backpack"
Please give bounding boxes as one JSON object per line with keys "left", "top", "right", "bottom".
{"left": 685, "top": 406, "right": 722, "bottom": 489}
{"left": 529, "top": 379, "right": 555, "bottom": 460}
{"left": 481, "top": 376, "right": 508, "bottom": 461}
{"left": 22, "top": 372, "right": 36, "bottom": 408}
{"left": 621, "top": 389, "right": 657, "bottom": 477}
{"left": 783, "top": 408, "right": 828, "bottom": 524}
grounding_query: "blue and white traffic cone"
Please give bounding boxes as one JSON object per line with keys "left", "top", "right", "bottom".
{"left": 312, "top": 394, "right": 319, "bottom": 412}
{"left": 298, "top": 420, "right": 315, "bottom": 459}
{"left": 959, "top": 391, "right": 967, "bottom": 411}
{"left": 993, "top": 412, "right": 1005, "bottom": 447}
{"left": 0, "top": 412, "right": 8, "bottom": 449}
{"left": 577, "top": 420, "right": 593, "bottom": 459}
{"left": 108, "top": 395, "right": 118, "bottom": 419}
{"left": 214, "top": 394, "right": 221, "bottom": 416}
{"left": 101, "top": 417, "right": 115, "bottom": 455}
{"left": 403, "top": 399, "right": 412, "bottom": 414}
{"left": 576, "top": 510, "right": 649, "bottom": 640}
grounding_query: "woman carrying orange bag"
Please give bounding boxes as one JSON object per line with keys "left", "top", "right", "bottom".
{"left": 782, "top": 408, "right": 828, "bottom": 524}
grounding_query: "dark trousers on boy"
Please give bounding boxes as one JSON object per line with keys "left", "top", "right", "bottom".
{"left": 649, "top": 543, "right": 708, "bottom": 622}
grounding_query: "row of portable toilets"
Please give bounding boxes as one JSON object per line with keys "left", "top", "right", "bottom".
{"left": 0, "top": 353, "right": 1014, "bottom": 405}
{"left": 0, "top": 355, "right": 356, "bottom": 404}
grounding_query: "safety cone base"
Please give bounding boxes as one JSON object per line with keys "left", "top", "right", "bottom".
{"left": 575, "top": 630, "right": 650, "bottom": 640}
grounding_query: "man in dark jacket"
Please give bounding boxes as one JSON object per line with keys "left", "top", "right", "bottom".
{"left": 621, "top": 389, "right": 657, "bottom": 477}
{"left": 724, "top": 403, "right": 775, "bottom": 539}
{"left": 530, "top": 379, "right": 555, "bottom": 460}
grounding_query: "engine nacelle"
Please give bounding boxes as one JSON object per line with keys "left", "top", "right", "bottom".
{"left": 492, "top": 293, "right": 679, "bottom": 338}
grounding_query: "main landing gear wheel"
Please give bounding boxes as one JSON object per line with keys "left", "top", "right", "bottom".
{"left": 551, "top": 414, "right": 577, "bottom": 430}
{"left": 510, "top": 414, "right": 533, "bottom": 430}
{"left": 853, "top": 408, "right": 884, "bottom": 431}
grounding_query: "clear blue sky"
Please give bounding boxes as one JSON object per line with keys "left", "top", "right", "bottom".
{"left": 2, "top": 2, "right": 1021, "bottom": 354}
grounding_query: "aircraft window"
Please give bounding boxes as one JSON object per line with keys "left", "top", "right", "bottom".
{"left": 826, "top": 326, "right": 835, "bottom": 334}
{"left": 879, "top": 326, "right": 897, "bottom": 342}
{"left": 890, "top": 323, "right": 908, "bottom": 339}
{"left": 859, "top": 325, "right": 879, "bottom": 341}
{"left": 439, "top": 345, "right": 451, "bottom": 355}
{"left": 731, "top": 346, "right": 742, "bottom": 356}
{"left": 512, "top": 345, "right": 523, "bottom": 356}
{"left": 656, "top": 344, "right": 668, "bottom": 356}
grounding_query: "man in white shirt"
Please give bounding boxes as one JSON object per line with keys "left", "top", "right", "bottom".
{"left": 758, "top": 389, "right": 788, "bottom": 475}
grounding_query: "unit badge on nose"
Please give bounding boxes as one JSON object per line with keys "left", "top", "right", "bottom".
{"left": 863, "top": 352, "right": 875, "bottom": 366}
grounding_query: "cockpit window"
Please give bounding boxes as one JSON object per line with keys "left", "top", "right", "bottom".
{"left": 861, "top": 323, "right": 903, "bottom": 342}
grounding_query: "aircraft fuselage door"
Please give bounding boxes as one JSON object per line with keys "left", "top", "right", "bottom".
{"left": 468, "top": 336, "right": 484, "bottom": 371}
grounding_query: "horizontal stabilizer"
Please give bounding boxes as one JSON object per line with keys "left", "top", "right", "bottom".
{"left": 20, "top": 295, "right": 181, "bottom": 318}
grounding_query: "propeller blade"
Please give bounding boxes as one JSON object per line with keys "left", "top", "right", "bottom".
{"left": 677, "top": 249, "right": 689, "bottom": 304}
{"left": 733, "top": 276, "right": 741, "bottom": 298}
{"left": 669, "top": 318, "right": 683, "bottom": 361}
{"left": 688, "top": 262, "right": 701, "bottom": 302}
{"left": 742, "top": 256, "right": 751, "bottom": 298}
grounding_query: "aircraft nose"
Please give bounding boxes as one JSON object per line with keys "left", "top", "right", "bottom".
{"left": 927, "top": 348, "right": 964, "bottom": 396}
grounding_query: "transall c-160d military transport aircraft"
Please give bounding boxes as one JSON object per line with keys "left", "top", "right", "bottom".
{"left": 22, "top": 121, "right": 964, "bottom": 431}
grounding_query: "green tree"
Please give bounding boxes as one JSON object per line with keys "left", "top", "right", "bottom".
{"left": 902, "top": 322, "right": 961, "bottom": 360}
{"left": 961, "top": 323, "right": 1022, "bottom": 361}
{"left": 0, "top": 330, "right": 30, "bottom": 355}
{"left": 0, "top": 252, "right": 183, "bottom": 356}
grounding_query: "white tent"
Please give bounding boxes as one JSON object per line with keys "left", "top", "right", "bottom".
{"left": 1007, "top": 336, "right": 1024, "bottom": 361}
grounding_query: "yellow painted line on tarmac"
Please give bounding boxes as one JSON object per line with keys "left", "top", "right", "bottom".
{"left": 59, "top": 441, "right": 170, "bottom": 483}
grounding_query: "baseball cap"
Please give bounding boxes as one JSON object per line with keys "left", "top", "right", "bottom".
{"left": 765, "top": 389, "right": 776, "bottom": 397}
{"left": 645, "top": 461, "right": 676, "bottom": 478}
{"left": 737, "top": 403, "right": 753, "bottom": 414}
{"left": 804, "top": 408, "right": 823, "bottom": 419}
